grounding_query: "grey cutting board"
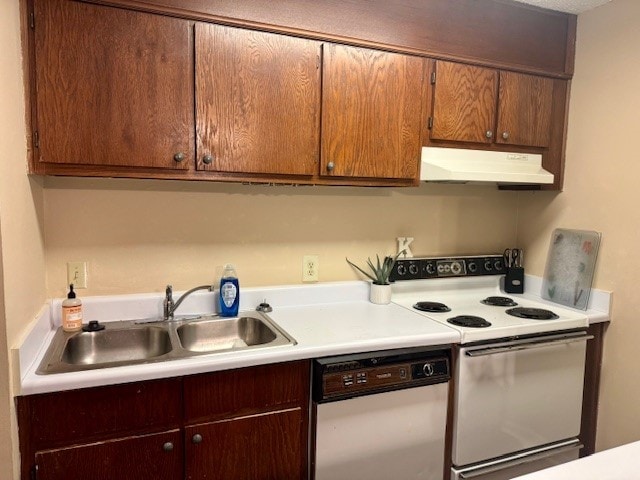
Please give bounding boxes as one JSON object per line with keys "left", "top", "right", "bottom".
{"left": 542, "top": 228, "right": 601, "bottom": 310}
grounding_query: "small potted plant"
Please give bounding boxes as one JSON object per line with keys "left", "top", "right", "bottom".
{"left": 346, "top": 252, "right": 403, "bottom": 304}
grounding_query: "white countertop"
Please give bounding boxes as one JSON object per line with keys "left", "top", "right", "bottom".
{"left": 16, "top": 277, "right": 611, "bottom": 396}
{"left": 513, "top": 441, "right": 640, "bottom": 479}
{"left": 17, "top": 282, "right": 459, "bottom": 395}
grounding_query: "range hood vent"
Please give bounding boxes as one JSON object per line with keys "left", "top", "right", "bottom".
{"left": 420, "top": 147, "right": 554, "bottom": 185}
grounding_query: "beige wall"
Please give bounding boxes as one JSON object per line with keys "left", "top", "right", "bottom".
{"left": 43, "top": 177, "right": 518, "bottom": 297}
{"left": 0, "top": 0, "right": 47, "bottom": 478}
{"left": 518, "top": 0, "right": 639, "bottom": 451}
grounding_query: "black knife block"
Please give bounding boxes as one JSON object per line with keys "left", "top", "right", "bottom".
{"left": 505, "top": 267, "right": 525, "bottom": 294}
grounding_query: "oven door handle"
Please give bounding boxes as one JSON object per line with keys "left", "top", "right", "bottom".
{"left": 458, "top": 441, "right": 583, "bottom": 478}
{"left": 465, "top": 334, "right": 593, "bottom": 357}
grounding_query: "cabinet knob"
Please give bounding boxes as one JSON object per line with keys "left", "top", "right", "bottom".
{"left": 326, "top": 161, "right": 335, "bottom": 172}
{"left": 485, "top": 131, "right": 493, "bottom": 139}
{"left": 502, "top": 131, "right": 510, "bottom": 140}
{"left": 202, "top": 154, "right": 214, "bottom": 165}
{"left": 192, "top": 433, "right": 203, "bottom": 444}
{"left": 173, "top": 152, "right": 185, "bottom": 163}
{"left": 163, "top": 442, "right": 174, "bottom": 452}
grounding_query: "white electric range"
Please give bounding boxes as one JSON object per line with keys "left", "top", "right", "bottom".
{"left": 390, "top": 255, "right": 590, "bottom": 480}
{"left": 391, "top": 274, "right": 588, "bottom": 344}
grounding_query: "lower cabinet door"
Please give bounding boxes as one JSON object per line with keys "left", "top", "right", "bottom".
{"left": 186, "top": 408, "right": 305, "bottom": 480}
{"left": 35, "top": 430, "right": 183, "bottom": 480}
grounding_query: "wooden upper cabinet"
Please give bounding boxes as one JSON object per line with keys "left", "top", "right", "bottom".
{"left": 496, "top": 71, "right": 554, "bottom": 148}
{"left": 321, "top": 44, "right": 425, "bottom": 180}
{"left": 430, "top": 61, "right": 498, "bottom": 144}
{"left": 33, "top": 0, "right": 195, "bottom": 169}
{"left": 195, "top": 23, "right": 321, "bottom": 175}
{"left": 429, "top": 60, "right": 554, "bottom": 148}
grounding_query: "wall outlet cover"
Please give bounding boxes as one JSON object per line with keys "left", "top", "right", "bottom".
{"left": 302, "top": 255, "right": 319, "bottom": 282}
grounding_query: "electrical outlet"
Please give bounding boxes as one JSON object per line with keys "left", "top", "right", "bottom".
{"left": 67, "top": 261, "right": 88, "bottom": 289}
{"left": 302, "top": 255, "right": 319, "bottom": 282}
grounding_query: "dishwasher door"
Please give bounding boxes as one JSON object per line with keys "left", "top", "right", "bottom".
{"left": 314, "top": 382, "right": 449, "bottom": 480}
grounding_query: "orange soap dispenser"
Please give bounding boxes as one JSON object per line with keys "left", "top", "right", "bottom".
{"left": 62, "top": 284, "right": 83, "bottom": 332}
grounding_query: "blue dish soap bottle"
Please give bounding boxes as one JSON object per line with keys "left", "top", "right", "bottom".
{"left": 219, "top": 264, "right": 240, "bottom": 317}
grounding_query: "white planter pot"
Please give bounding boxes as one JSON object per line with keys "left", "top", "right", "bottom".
{"left": 369, "top": 283, "right": 392, "bottom": 305}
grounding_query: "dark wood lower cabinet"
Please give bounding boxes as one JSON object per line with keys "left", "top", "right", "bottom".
{"left": 17, "top": 360, "right": 310, "bottom": 480}
{"left": 35, "top": 430, "right": 183, "bottom": 480}
{"left": 186, "top": 409, "right": 304, "bottom": 480}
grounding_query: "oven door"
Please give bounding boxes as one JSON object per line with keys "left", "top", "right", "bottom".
{"left": 452, "top": 331, "right": 590, "bottom": 467}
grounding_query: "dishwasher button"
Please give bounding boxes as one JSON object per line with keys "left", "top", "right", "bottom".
{"left": 399, "top": 368, "right": 407, "bottom": 379}
{"left": 342, "top": 374, "right": 354, "bottom": 387}
{"left": 356, "top": 372, "right": 367, "bottom": 384}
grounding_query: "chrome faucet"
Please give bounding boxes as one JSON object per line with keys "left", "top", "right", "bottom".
{"left": 164, "top": 284, "right": 213, "bottom": 321}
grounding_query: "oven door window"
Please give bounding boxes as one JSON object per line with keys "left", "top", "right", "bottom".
{"left": 452, "top": 336, "right": 587, "bottom": 466}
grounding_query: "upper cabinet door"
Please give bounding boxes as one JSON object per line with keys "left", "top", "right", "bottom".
{"left": 196, "top": 24, "right": 321, "bottom": 175}
{"left": 321, "top": 44, "right": 424, "bottom": 180}
{"left": 430, "top": 60, "right": 498, "bottom": 143}
{"left": 34, "top": 0, "right": 194, "bottom": 169}
{"left": 496, "top": 71, "right": 554, "bottom": 148}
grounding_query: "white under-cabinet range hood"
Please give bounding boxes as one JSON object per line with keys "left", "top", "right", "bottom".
{"left": 420, "top": 147, "right": 554, "bottom": 185}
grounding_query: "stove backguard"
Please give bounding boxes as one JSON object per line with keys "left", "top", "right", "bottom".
{"left": 390, "top": 255, "right": 506, "bottom": 282}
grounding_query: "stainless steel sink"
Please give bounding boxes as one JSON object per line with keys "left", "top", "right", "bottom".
{"left": 37, "top": 312, "right": 296, "bottom": 374}
{"left": 177, "top": 315, "right": 290, "bottom": 353}
{"left": 61, "top": 326, "right": 172, "bottom": 365}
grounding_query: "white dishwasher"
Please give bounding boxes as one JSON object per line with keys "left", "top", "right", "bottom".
{"left": 312, "top": 347, "right": 451, "bottom": 480}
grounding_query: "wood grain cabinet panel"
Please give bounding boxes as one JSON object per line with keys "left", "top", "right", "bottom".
{"left": 429, "top": 60, "right": 554, "bottom": 149}
{"left": 185, "top": 409, "right": 305, "bottom": 480}
{"left": 184, "top": 360, "right": 309, "bottom": 423}
{"left": 17, "top": 377, "right": 182, "bottom": 448}
{"left": 35, "top": 430, "right": 183, "bottom": 480}
{"left": 18, "top": 361, "right": 310, "bottom": 480}
{"left": 195, "top": 23, "right": 321, "bottom": 175}
{"left": 496, "top": 71, "right": 554, "bottom": 148}
{"left": 321, "top": 44, "right": 425, "bottom": 180}
{"left": 430, "top": 61, "right": 498, "bottom": 144}
{"left": 33, "top": 0, "right": 194, "bottom": 170}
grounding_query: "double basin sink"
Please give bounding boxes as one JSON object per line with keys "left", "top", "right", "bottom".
{"left": 37, "top": 312, "right": 296, "bottom": 374}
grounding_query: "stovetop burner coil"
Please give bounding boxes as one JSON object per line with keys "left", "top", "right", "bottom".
{"left": 505, "top": 307, "right": 559, "bottom": 320}
{"left": 413, "top": 301, "right": 451, "bottom": 313}
{"left": 447, "top": 315, "right": 492, "bottom": 328}
{"left": 481, "top": 296, "right": 518, "bottom": 307}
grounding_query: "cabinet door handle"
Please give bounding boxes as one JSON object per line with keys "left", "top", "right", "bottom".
{"left": 163, "top": 442, "right": 174, "bottom": 452}
{"left": 192, "top": 433, "right": 203, "bottom": 444}
{"left": 202, "top": 154, "right": 214, "bottom": 165}
{"left": 173, "top": 152, "right": 185, "bottom": 163}
{"left": 502, "top": 131, "right": 510, "bottom": 140}
{"left": 485, "top": 130, "right": 493, "bottom": 139}
{"left": 326, "top": 161, "right": 335, "bottom": 172}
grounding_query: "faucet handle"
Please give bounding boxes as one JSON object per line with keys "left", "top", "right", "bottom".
{"left": 165, "top": 285, "right": 173, "bottom": 298}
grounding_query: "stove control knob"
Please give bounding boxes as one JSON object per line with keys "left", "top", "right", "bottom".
{"left": 484, "top": 260, "right": 493, "bottom": 271}
{"left": 468, "top": 262, "right": 478, "bottom": 273}
{"left": 426, "top": 263, "right": 435, "bottom": 275}
{"left": 494, "top": 260, "right": 504, "bottom": 271}
{"left": 422, "top": 363, "right": 435, "bottom": 376}
{"left": 409, "top": 263, "right": 419, "bottom": 275}
{"left": 450, "top": 261, "right": 462, "bottom": 275}
{"left": 396, "top": 263, "right": 407, "bottom": 276}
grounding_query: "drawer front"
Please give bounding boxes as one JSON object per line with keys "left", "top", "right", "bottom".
{"left": 18, "top": 377, "right": 182, "bottom": 449}
{"left": 184, "top": 360, "right": 310, "bottom": 423}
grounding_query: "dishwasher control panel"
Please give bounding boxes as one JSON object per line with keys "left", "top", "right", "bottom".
{"left": 313, "top": 346, "right": 450, "bottom": 402}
